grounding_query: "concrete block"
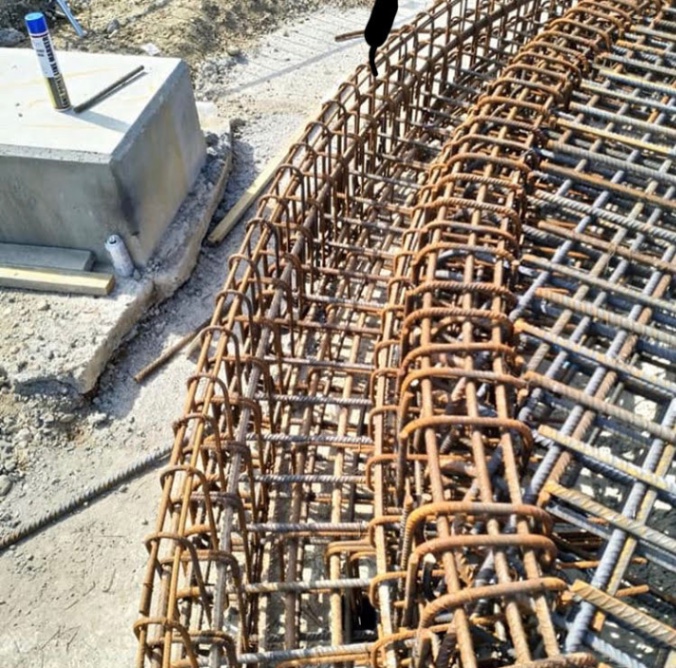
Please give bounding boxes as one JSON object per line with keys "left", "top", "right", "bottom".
{"left": 0, "top": 243, "right": 94, "bottom": 271}
{"left": 0, "top": 49, "right": 206, "bottom": 267}
{"left": 1, "top": 123, "right": 232, "bottom": 395}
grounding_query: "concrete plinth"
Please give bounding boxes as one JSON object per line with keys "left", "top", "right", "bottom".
{"left": 0, "top": 120, "right": 232, "bottom": 395}
{"left": 0, "top": 49, "right": 206, "bottom": 266}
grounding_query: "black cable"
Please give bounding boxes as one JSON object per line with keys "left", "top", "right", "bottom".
{"left": 364, "top": 0, "right": 398, "bottom": 77}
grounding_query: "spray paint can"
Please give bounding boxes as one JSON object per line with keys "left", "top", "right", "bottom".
{"left": 25, "top": 12, "right": 71, "bottom": 111}
{"left": 105, "top": 235, "right": 135, "bottom": 278}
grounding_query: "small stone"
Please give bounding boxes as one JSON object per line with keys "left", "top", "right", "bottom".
{"left": 15, "top": 429, "right": 32, "bottom": 444}
{"left": 59, "top": 413, "right": 76, "bottom": 425}
{"left": 106, "top": 19, "right": 120, "bottom": 34}
{"left": 204, "top": 131, "right": 219, "bottom": 147}
{"left": 37, "top": 300, "right": 50, "bottom": 312}
{"left": 0, "top": 28, "right": 24, "bottom": 48}
{"left": 89, "top": 412, "right": 108, "bottom": 428}
{"left": 4, "top": 460, "right": 16, "bottom": 473}
{"left": 141, "top": 42, "right": 160, "bottom": 56}
{"left": 132, "top": 269, "right": 141, "bottom": 281}
{"left": 0, "top": 475, "right": 12, "bottom": 497}
{"left": 226, "top": 46, "right": 242, "bottom": 57}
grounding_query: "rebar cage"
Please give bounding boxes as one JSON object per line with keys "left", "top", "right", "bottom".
{"left": 135, "top": 0, "right": 676, "bottom": 666}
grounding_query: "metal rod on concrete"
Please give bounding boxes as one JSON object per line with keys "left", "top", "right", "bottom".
{"left": 73, "top": 65, "right": 145, "bottom": 114}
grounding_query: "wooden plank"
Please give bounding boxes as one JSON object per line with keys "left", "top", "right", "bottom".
{"left": 207, "top": 123, "right": 310, "bottom": 245}
{"left": 0, "top": 243, "right": 94, "bottom": 272}
{"left": 207, "top": 153, "right": 283, "bottom": 244}
{"left": 0, "top": 265, "right": 114, "bottom": 296}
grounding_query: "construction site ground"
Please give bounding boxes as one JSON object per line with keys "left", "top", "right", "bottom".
{"left": 0, "top": 2, "right": 421, "bottom": 665}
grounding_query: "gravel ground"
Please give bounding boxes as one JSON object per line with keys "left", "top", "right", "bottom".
{"left": 0, "top": 1, "right": 419, "bottom": 665}
{"left": 0, "top": 0, "right": 372, "bottom": 67}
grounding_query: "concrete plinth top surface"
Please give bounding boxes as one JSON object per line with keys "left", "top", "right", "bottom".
{"left": 0, "top": 48, "right": 182, "bottom": 157}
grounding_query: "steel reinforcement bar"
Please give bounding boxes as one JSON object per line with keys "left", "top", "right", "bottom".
{"left": 512, "top": 6, "right": 676, "bottom": 667}
{"left": 134, "top": 0, "right": 676, "bottom": 667}
{"left": 134, "top": 1, "right": 572, "bottom": 666}
{"left": 370, "top": 1, "right": 662, "bottom": 667}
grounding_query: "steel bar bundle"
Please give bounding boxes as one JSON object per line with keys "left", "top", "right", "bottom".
{"left": 135, "top": 0, "right": 676, "bottom": 667}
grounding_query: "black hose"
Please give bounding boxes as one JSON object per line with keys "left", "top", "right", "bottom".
{"left": 364, "top": 0, "right": 398, "bottom": 76}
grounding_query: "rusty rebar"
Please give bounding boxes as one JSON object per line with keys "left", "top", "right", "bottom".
{"left": 134, "top": 0, "right": 676, "bottom": 666}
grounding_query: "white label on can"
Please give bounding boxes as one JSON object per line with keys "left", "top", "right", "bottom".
{"left": 30, "top": 33, "right": 60, "bottom": 79}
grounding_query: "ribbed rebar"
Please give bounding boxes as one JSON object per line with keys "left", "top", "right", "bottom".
{"left": 133, "top": 0, "right": 676, "bottom": 666}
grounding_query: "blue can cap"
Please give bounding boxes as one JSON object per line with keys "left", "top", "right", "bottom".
{"left": 25, "top": 12, "right": 48, "bottom": 35}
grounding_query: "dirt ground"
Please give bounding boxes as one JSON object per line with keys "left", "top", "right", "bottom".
{"left": 1, "top": 0, "right": 369, "bottom": 67}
